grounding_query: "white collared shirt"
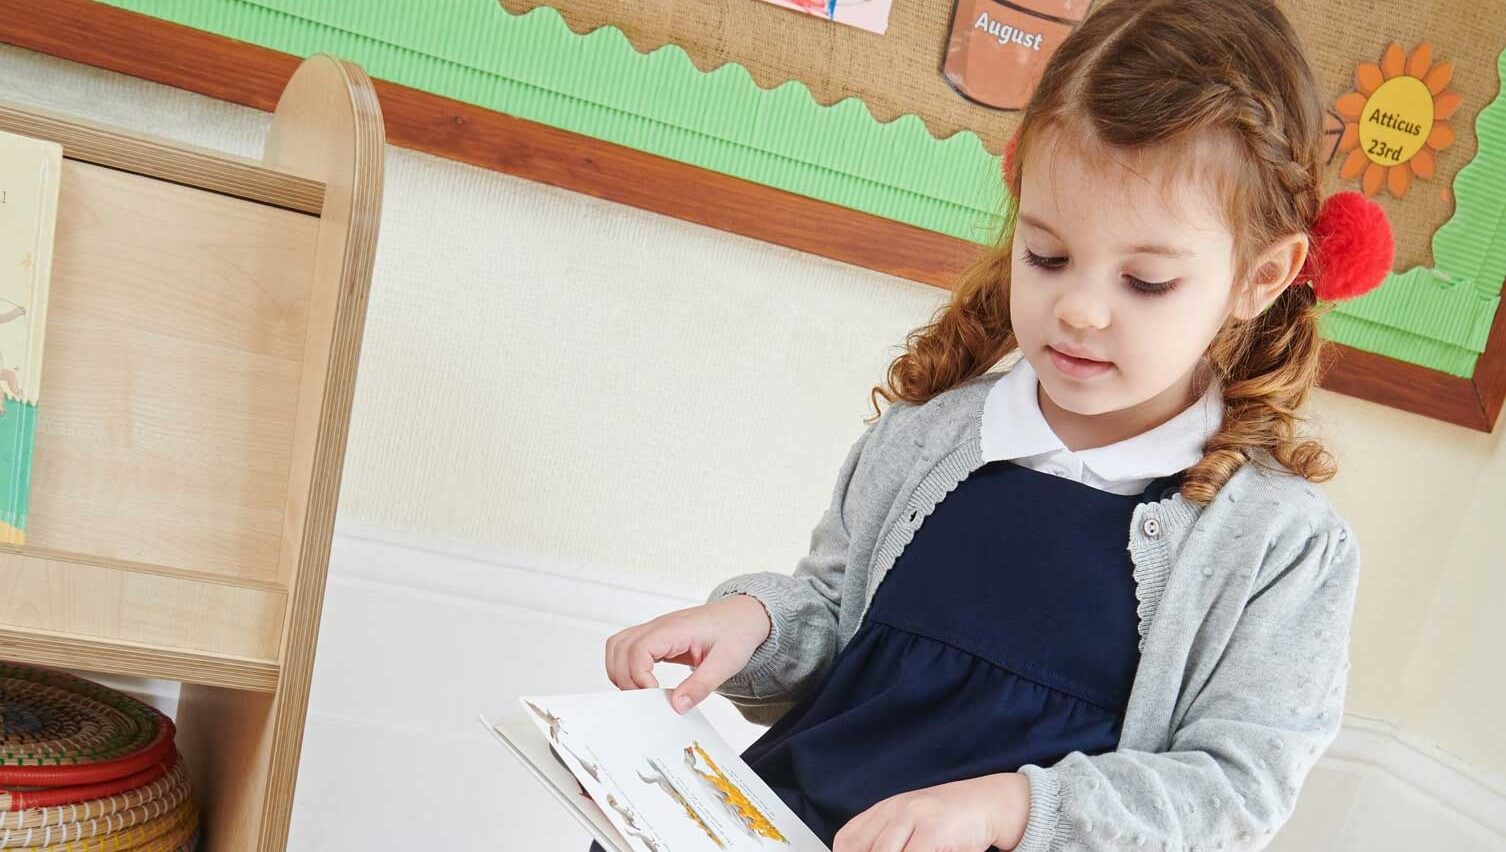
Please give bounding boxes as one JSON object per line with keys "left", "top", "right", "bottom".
{"left": 978, "top": 357, "right": 1225, "bottom": 496}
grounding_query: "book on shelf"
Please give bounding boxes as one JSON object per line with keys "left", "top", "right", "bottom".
{"left": 0, "top": 129, "right": 63, "bottom": 545}
{"left": 482, "top": 687, "right": 831, "bottom": 852}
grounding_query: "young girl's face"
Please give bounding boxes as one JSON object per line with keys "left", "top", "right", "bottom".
{"left": 1010, "top": 133, "right": 1241, "bottom": 426}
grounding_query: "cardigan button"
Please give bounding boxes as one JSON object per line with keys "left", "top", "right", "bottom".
{"left": 1142, "top": 517, "right": 1162, "bottom": 538}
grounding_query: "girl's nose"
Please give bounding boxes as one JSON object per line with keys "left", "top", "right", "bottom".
{"left": 1054, "top": 283, "right": 1111, "bottom": 331}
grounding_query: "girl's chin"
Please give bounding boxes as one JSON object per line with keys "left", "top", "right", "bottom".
{"left": 1038, "top": 376, "right": 1127, "bottom": 418}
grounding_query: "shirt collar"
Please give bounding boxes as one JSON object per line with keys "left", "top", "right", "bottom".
{"left": 980, "top": 357, "right": 1225, "bottom": 484}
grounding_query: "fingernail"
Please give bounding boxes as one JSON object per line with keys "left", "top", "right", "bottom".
{"left": 673, "top": 695, "right": 690, "bottom": 713}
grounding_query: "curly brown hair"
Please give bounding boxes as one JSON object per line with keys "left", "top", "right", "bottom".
{"left": 868, "top": 0, "right": 1337, "bottom": 505}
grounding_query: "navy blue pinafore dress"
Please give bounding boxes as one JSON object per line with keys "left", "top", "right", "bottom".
{"left": 586, "top": 460, "right": 1180, "bottom": 852}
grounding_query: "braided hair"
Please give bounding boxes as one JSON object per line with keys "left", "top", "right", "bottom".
{"left": 870, "top": 0, "right": 1337, "bottom": 504}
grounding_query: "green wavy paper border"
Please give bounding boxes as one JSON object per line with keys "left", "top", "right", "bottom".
{"left": 94, "top": 0, "right": 1504, "bottom": 377}
{"left": 97, "top": 0, "right": 1007, "bottom": 242}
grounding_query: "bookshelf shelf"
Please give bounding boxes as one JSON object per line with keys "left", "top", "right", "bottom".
{"left": 0, "top": 52, "right": 384, "bottom": 852}
{"left": 0, "top": 543, "right": 285, "bottom": 690}
{"left": 0, "top": 624, "right": 280, "bottom": 692}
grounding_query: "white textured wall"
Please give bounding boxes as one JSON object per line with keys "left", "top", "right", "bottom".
{"left": 4, "top": 37, "right": 1503, "bottom": 841}
{"left": 335, "top": 133, "right": 944, "bottom": 597}
{"left": 1394, "top": 404, "right": 1506, "bottom": 773}
{"left": 1306, "top": 389, "right": 1501, "bottom": 728}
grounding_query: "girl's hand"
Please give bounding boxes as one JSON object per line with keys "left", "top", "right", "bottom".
{"left": 832, "top": 773, "right": 1031, "bottom": 852}
{"left": 604, "top": 593, "right": 773, "bottom": 714}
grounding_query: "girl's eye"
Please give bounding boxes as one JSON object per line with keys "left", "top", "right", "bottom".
{"left": 1021, "top": 249, "right": 1066, "bottom": 270}
{"left": 1127, "top": 276, "right": 1178, "bottom": 296}
{"left": 1023, "top": 248, "right": 1179, "bottom": 296}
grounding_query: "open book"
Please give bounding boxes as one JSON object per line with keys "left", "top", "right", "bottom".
{"left": 482, "top": 688, "right": 831, "bottom": 852}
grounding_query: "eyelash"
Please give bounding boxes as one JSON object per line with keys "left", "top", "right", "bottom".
{"left": 1020, "top": 249, "right": 1179, "bottom": 296}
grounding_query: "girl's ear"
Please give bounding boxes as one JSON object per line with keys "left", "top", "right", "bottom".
{"left": 1232, "top": 233, "right": 1310, "bottom": 320}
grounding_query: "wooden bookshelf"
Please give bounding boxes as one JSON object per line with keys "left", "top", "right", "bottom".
{"left": 0, "top": 53, "right": 384, "bottom": 851}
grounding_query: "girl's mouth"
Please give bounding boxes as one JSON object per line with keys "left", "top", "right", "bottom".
{"left": 1047, "top": 345, "right": 1114, "bottom": 379}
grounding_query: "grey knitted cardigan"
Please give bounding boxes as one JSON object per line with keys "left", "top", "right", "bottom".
{"left": 707, "top": 368, "right": 1359, "bottom": 852}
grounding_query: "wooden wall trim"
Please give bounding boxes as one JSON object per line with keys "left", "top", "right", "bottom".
{"left": 4, "top": 0, "right": 1501, "bottom": 432}
{"left": 1318, "top": 341, "right": 1486, "bottom": 427}
{"left": 1473, "top": 286, "right": 1506, "bottom": 428}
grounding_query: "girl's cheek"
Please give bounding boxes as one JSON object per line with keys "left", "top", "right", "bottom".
{"left": 1008, "top": 269, "right": 1039, "bottom": 319}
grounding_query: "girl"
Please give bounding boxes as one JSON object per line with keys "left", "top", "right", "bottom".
{"left": 600, "top": 0, "right": 1392, "bottom": 849}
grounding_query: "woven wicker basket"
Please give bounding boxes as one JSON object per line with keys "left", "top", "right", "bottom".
{"left": 0, "top": 664, "right": 198, "bottom": 851}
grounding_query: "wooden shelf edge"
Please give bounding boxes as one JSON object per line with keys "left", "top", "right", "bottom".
{"left": 0, "top": 542, "right": 288, "bottom": 593}
{"left": 0, "top": 626, "right": 279, "bottom": 692}
{"left": 0, "top": 97, "right": 325, "bottom": 213}
{"left": 2, "top": 0, "right": 1499, "bottom": 435}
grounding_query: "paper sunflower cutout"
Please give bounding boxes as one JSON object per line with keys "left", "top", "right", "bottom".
{"left": 1335, "top": 42, "right": 1461, "bottom": 198}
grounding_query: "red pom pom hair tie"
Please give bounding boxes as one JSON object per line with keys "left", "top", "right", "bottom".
{"left": 1296, "top": 190, "right": 1395, "bottom": 301}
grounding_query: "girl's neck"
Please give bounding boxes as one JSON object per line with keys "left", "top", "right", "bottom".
{"left": 1038, "top": 362, "right": 1212, "bottom": 452}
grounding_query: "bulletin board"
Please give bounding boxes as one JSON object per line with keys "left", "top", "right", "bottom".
{"left": 503, "top": 0, "right": 1499, "bottom": 274}
{"left": 7, "top": 0, "right": 1501, "bottom": 430}
{"left": 503, "top": 0, "right": 1506, "bottom": 381}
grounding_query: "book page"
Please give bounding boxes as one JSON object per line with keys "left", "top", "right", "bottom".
{"left": 484, "top": 710, "right": 635, "bottom": 852}
{"left": 511, "top": 688, "right": 830, "bottom": 852}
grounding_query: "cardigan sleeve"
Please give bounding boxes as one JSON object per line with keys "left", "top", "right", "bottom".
{"left": 703, "top": 413, "right": 882, "bottom": 727}
{"left": 1013, "top": 519, "right": 1360, "bottom": 852}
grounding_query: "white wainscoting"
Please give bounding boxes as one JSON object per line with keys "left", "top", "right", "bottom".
{"left": 267, "top": 524, "right": 1505, "bottom": 851}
